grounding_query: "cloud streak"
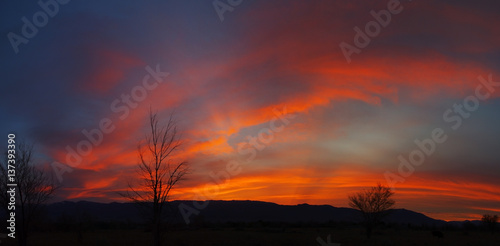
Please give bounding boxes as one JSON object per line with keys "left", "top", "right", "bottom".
{"left": 1, "top": 0, "right": 499, "bottom": 221}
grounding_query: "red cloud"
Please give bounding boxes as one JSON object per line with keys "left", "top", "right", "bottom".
{"left": 80, "top": 48, "right": 144, "bottom": 93}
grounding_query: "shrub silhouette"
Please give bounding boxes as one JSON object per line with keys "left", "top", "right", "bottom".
{"left": 348, "top": 183, "right": 395, "bottom": 238}
{"left": 481, "top": 214, "right": 498, "bottom": 233}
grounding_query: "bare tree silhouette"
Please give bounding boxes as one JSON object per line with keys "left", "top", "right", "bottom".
{"left": 348, "top": 183, "right": 395, "bottom": 238}
{"left": 0, "top": 141, "right": 56, "bottom": 246}
{"left": 481, "top": 214, "right": 498, "bottom": 233}
{"left": 121, "top": 109, "right": 188, "bottom": 246}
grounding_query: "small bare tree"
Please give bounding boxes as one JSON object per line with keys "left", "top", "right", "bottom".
{"left": 0, "top": 141, "right": 56, "bottom": 246}
{"left": 121, "top": 109, "right": 188, "bottom": 246}
{"left": 481, "top": 214, "right": 498, "bottom": 233}
{"left": 348, "top": 183, "right": 395, "bottom": 238}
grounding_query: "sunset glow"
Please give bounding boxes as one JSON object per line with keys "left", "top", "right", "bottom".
{"left": 2, "top": 0, "right": 500, "bottom": 223}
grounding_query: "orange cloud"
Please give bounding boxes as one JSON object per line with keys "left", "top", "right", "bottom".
{"left": 66, "top": 176, "right": 118, "bottom": 200}
{"left": 44, "top": 1, "right": 500, "bottom": 224}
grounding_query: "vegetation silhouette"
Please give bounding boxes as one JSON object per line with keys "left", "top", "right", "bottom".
{"left": 348, "top": 183, "right": 395, "bottom": 238}
{"left": 0, "top": 141, "right": 56, "bottom": 246}
{"left": 482, "top": 214, "right": 498, "bottom": 234}
{"left": 120, "top": 109, "right": 189, "bottom": 246}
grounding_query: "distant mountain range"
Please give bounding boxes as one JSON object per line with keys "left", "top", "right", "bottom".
{"left": 42, "top": 200, "right": 481, "bottom": 228}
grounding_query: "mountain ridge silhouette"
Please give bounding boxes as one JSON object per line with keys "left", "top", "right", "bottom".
{"left": 39, "top": 200, "right": 481, "bottom": 227}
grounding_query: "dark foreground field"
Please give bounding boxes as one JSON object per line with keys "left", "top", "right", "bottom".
{"left": 2, "top": 227, "right": 499, "bottom": 246}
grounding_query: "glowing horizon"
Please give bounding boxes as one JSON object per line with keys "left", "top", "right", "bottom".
{"left": 1, "top": 0, "right": 500, "bottom": 222}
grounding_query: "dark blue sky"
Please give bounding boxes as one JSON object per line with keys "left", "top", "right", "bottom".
{"left": 1, "top": 0, "right": 500, "bottom": 221}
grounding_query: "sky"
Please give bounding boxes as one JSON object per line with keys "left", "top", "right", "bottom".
{"left": 1, "top": 0, "right": 500, "bottom": 221}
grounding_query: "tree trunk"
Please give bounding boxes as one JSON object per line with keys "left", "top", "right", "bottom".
{"left": 18, "top": 230, "right": 27, "bottom": 246}
{"left": 365, "top": 223, "right": 373, "bottom": 239}
{"left": 152, "top": 202, "right": 161, "bottom": 246}
{"left": 19, "top": 210, "right": 27, "bottom": 246}
{"left": 153, "top": 219, "right": 160, "bottom": 246}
